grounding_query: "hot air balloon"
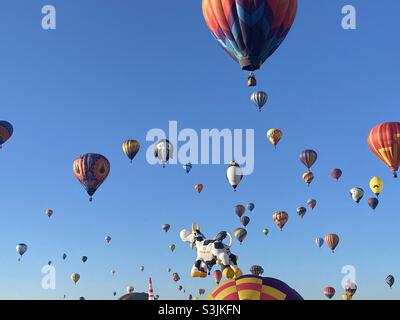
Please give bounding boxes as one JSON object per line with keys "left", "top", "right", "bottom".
{"left": 48, "top": 261, "right": 52, "bottom": 266}
{"left": 386, "top": 275, "right": 395, "bottom": 288}
{"left": 202, "top": 0, "right": 298, "bottom": 86}
{"left": 169, "top": 244, "right": 176, "bottom": 252}
{"left": 367, "top": 122, "right": 400, "bottom": 177}
{"left": 234, "top": 205, "right": 246, "bottom": 218}
{"left": 199, "top": 289, "right": 206, "bottom": 295}
{"left": 369, "top": 176, "right": 383, "bottom": 196}
{"left": 344, "top": 282, "right": 357, "bottom": 297}
{"left": 122, "top": 140, "right": 140, "bottom": 163}
{"left": 250, "top": 265, "right": 264, "bottom": 276}
{"left": 213, "top": 270, "right": 222, "bottom": 285}
{"left": 111, "top": 269, "right": 116, "bottom": 276}
{"left": 167, "top": 268, "right": 171, "bottom": 273}
{"left": 162, "top": 224, "right": 170, "bottom": 232}
{"left": 315, "top": 237, "right": 324, "bottom": 248}
{"left": 79, "top": 297, "right": 86, "bottom": 300}
{"left": 349, "top": 187, "right": 364, "bottom": 204}
{"left": 267, "top": 129, "right": 283, "bottom": 148}
{"left": 172, "top": 273, "right": 180, "bottom": 282}
{"left": 226, "top": 161, "right": 243, "bottom": 191}
{"left": 250, "top": 91, "right": 268, "bottom": 112}
{"left": 296, "top": 207, "right": 307, "bottom": 219}
{"left": 73, "top": 153, "right": 110, "bottom": 202}
{"left": 299, "top": 150, "right": 318, "bottom": 171}
{"left": 324, "top": 234, "right": 339, "bottom": 253}
{"left": 0, "top": 120, "right": 13, "bottom": 148}
{"left": 195, "top": 184, "right": 204, "bottom": 194}
{"left": 342, "top": 293, "right": 352, "bottom": 300}
{"left": 178, "top": 285, "right": 183, "bottom": 291}
{"left": 127, "top": 286, "right": 134, "bottom": 294}
{"left": 247, "top": 203, "right": 255, "bottom": 212}
{"left": 113, "top": 292, "right": 117, "bottom": 297}
{"left": 240, "top": 216, "right": 250, "bottom": 227}
{"left": 307, "top": 199, "right": 317, "bottom": 210}
{"left": 302, "top": 171, "right": 314, "bottom": 186}
{"left": 154, "top": 139, "right": 173, "bottom": 168}
{"left": 71, "top": 273, "right": 80, "bottom": 285}
{"left": 330, "top": 168, "right": 342, "bottom": 181}
{"left": 273, "top": 211, "right": 288, "bottom": 231}
{"left": 367, "top": 197, "right": 379, "bottom": 211}
{"left": 140, "top": 266, "right": 144, "bottom": 272}
{"left": 46, "top": 209, "right": 53, "bottom": 218}
{"left": 62, "top": 253, "right": 67, "bottom": 260}
{"left": 105, "top": 235, "right": 112, "bottom": 243}
{"left": 233, "top": 227, "right": 247, "bottom": 244}
{"left": 16, "top": 243, "right": 28, "bottom": 261}
{"left": 262, "top": 228, "right": 269, "bottom": 236}
{"left": 323, "top": 287, "right": 335, "bottom": 299}
{"left": 183, "top": 162, "right": 192, "bottom": 174}
{"left": 81, "top": 256, "right": 88, "bottom": 263}
{"left": 207, "top": 275, "right": 303, "bottom": 300}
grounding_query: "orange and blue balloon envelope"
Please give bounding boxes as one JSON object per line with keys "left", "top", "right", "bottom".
{"left": 315, "top": 237, "right": 324, "bottom": 248}
{"left": 368, "top": 122, "right": 400, "bottom": 177}
{"left": 206, "top": 275, "right": 303, "bottom": 300}
{"left": 233, "top": 227, "right": 247, "bottom": 244}
{"left": 0, "top": 120, "right": 13, "bottom": 148}
{"left": 323, "top": 287, "right": 335, "bottom": 299}
{"left": 324, "top": 234, "right": 339, "bottom": 253}
{"left": 302, "top": 171, "right": 314, "bottom": 186}
{"left": 299, "top": 149, "right": 318, "bottom": 170}
{"left": 367, "top": 197, "right": 379, "bottom": 211}
{"left": 202, "top": 0, "right": 298, "bottom": 72}
{"left": 73, "top": 153, "right": 110, "bottom": 202}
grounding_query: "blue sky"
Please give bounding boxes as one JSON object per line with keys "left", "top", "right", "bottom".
{"left": 0, "top": 0, "right": 399, "bottom": 300}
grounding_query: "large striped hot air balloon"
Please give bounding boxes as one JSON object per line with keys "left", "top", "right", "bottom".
{"left": 233, "top": 227, "right": 247, "bottom": 244}
{"left": 0, "top": 120, "right": 13, "bottom": 148}
{"left": 299, "top": 150, "right": 318, "bottom": 171}
{"left": 206, "top": 275, "right": 303, "bottom": 300}
{"left": 273, "top": 211, "right": 288, "bottom": 231}
{"left": 368, "top": 122, "right": 400, "bottom": 177}
{"left": 324, "top": 234, "right": 339, "bottom": 253}
{"left": 73, "top": 153, "right": 110, "bottom": 201}
{"left": 202, "top": 0, "right": 298, "bottom": 86}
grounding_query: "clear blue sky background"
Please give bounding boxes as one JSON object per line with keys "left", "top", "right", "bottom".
{"left": 0, "top": 0, "right": 399, "bottom": 300}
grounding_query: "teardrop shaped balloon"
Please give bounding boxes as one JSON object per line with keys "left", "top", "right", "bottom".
{"left": 369, "top": 176, "right": 383, "bottom": 196}
{"left": 111, "top": 269, "right": 116, "bottom": 276}
{"left": 330, "top": 168, "right": 342, "bottom": 181}
{"left": 16, "top": 243, "right": 28, "bottom": 258}
{"left": 302, "top": 171, "right": 314, "bottom": 186}
{"left": 226, "top": 161, "right": 243, "bottom": 191}
{"left": 195, "top": 184, "right": 204, "bottom": 194}
{"left": 234, "top": 205, "right": 246, "bottom": 218}
{"left": 323, "top": 287, "right": 335, "bottom": 299}
{"left": 349, "top": 187, "right": 364, "bottom": 204}
{"left": 247, "top": 203, "right": 255, "bottom": 212}
{"left": 0, "top": 120, "right": 13, "bottom": 148}
{"left": 233, "top": 227, "right": 247, "bottom": 244}
{"left": 162, "top": 224, "right": 171, "bottom": 232}
{"left": 344, "top": 282, "right": 357, "bottom": 297}
{"left": 105, "top": 235, "right": 112, "bottom": 243}
{"left": 250, "top": 265, "right": 264, "bottom": 276}
{"left": 46, "top": 209, "right": 53, "bottom": 218}
{"left": 140, "top": 266, "right": 144, "bottom": 272}
{"left": 122, "top": 140, "right": 140, "bottom": 163}
{"left": 386, "top": 275, "right": 395, "bottom": 288}
{"left": 324, "top": 234, "right": 339, "bottom": 253}
{"left": 273, "top": 211, "right": 288, "bottom": 230}
{"left": 307, "top": 199, "right": 317, "bottom": 210}
{"left": 213, "top": 270, "right": 222, "bottom": 284}
{"left": 315, "top": 237, "right": 324, "bottom": 248}
{"left": 169, "top": 244, "right": 176, "bottom": 252}
{"left": 367, "top": 197, "right": 379, "bottom": 211}
{"left": 368, "top": 122, "right": 400, "bottom": 177}
{"left": 296, "top": 207, "right": 307, "bottom": 219}
{"left": 71, "top": 273, "right": 80, "bottom": 284}
{"left": 183, "top": 162, "right": 192, "bottom": 174}
{"left": 262, "top": 228, "right": 269, "bottom": 236}
{"left": 81, "top": 256, "right": 88, "bottom": 263}
{"left": 202, "top": 0, "right": 298, "bottom": 85}
{"left": 251, "top": 91, "right": 268, "bottom": 111}
{"left": 62, "top": 253, "right": 67, "bottom": 260}
{"left": 267, "top": 129, "right": 283, "bottom": 148}
{"left": 154, "top": 139, "right": 173, "bottom": 168}
{"left": 73, "top": 153, "right": 110, "bottom": 202}
{"left": 299, "top": 150, "right": 318, "bottom": 170}
{"left": 127, "top": 286, "right": 134, "bottom": 293}
{"left": 240, "top": 215, "right": 250, "bottom": 227}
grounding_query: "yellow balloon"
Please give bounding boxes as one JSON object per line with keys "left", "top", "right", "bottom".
{"left": 71, "top": 273, "right": 80, "bottom": 284}
{"left": 267, "top": 128, "right": 283, "bottom": 148}
{"left": 342, "top": 293, "right": 352, "bottom": 300}
{"left": 369, "top": 176, "right": 383, "bottom": 196}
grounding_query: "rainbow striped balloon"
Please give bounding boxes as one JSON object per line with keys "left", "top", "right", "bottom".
{"left": 206, "top": 275, "right": 303, "bottom": 300}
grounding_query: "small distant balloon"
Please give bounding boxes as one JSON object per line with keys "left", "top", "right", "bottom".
{"left": 154, "top": 139, "right": 173, "bottom": 168}
{"left": 183, "top": 162, "right": 192, "bottom": 174}
{"left": 81, "top": 256, "right": 88, "bottom": 263}
{"left": 324, "top": 234, "right": 339, "bottom": 253}
{"left": 105, "top": 236, "right": 112, "bottom": 243}
{"left": 127, "top": 286, "right": 134, "bottom": 294}
{"left": 323, "top": 287, "right": 335, "bottom": 299}
{"left": 367, "top": 197, "right": 379, "bottom": 211}
{"left": 240, "top": 216, "right": 250, "bottom": 227}
{"left": 369, "top": 176, "right": 383, "bottom": 196}
{"left": 46, "top": 209, "right": 53, "bottom": 218}
{"left": 250, "top": 265, "right": 264, "bottom": 276}
{"left": 213, "top": 270, "right": 222, "bottom": 284}
{"left": 62, "top": 253, "right": 67, "bottom": 260}
{"left": 169, "top": 244, "right": 176, "bottom": 252}
{"left": 262, "top": 228, "right": 269, "bottom": 236}
{"left": 315, "top": 237, "right": 324, "bottom": 248}
{"left": 299, "top": 149, "right": 318, "bottom": 171}
{"left": 386, "top": 275, "right": 395, "bottom": 288}
{"left": 273, "top": 211, "right": 288, "bottom": 231}
{"left": 307, "top": 199, "right": 317, "bottom": 210}
{"left": 267, "top": 128, "right": 283, "bottom": 148}
{"left": 247, "top": 203, "right": 255, "bottom": 212}
{"left": 234, "top": 205, "right": 246, "bottom": 218}
{"left": 195, "top": 184, "right": 204, "bottom": 194}
{"left": 71, "top": 273, "right": 80, "bottom": 285}
{"left": 349, "top": 187, "right": 364, "bottom": 204}
{"left": 140, "top": 266, "right": 144, "bottom": 272}
{"left": 302, "top": 171, "right": 314, "bottom": 186}
{"left": 250, "top": 91, "right": 268, "bottom": 112}
{"left": 122, "top": 140, "right": 140, "bottom": 163}
{"left": 226, "top": 161, "right": 243, "bottom": 191}
{"left": 296, "top": 207, "right": 307, "bottom": 219}
{"left": 233, "top": 227, "right": 247, "bottom": 244}
{"left": 172, "top": 273, "right": 180, "bottom": 282}
{"left": 330, "top": 168, "right": 342, "bottom": 181}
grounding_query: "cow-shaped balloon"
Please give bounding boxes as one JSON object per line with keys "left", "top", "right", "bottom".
{"left": 180, "top": 224, "right": 242, "bottom": 280}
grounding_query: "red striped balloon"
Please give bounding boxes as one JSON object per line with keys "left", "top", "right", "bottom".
{"left": 324, "top": 234, "right": 339, "bottom": 253}
{"left": 368, "top": 122, "right": 400, "bottom": 177}
{"left": 323, "top": 287, "right": 335, "bottom": 299}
